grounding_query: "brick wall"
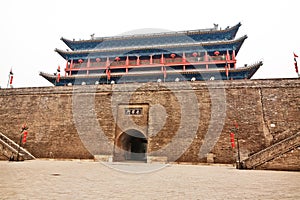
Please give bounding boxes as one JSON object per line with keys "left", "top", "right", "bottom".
{"left": 0, "top": 79, "right": 299, "bottom": 166}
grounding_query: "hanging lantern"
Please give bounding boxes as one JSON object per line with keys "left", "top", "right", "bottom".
{"left": 96, "top": 58, "right": 101, "bottom": 62}
{"left": 170, "top": 53, "right": 176, "bottom": 59}
{"left": 115, "top": 57, "right": 120, "bottom": 61}
{"left": 192, "top": 52, "right": 197, "bottom": 57}
{"left": 78, "top": 59, "right": 83, "bottom": 63}
{"left": 214, "top": 51, "right": 220, "bottom": 56}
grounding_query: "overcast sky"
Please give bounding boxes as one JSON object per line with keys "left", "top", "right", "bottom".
{"left": 1, "top": 0, "right": 300, "bottom": 88}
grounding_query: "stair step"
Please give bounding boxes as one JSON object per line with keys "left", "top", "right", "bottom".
{"left": 243, "top": 131, "right": 300, "bottom": 169}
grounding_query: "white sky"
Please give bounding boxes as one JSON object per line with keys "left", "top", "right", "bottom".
{"left": 1, "top": 0, "right": 300, "bottom": 88}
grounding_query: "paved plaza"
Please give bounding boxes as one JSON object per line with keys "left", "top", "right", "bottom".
{"left": 0, "top": 160, "right": 299, "bottom": 199}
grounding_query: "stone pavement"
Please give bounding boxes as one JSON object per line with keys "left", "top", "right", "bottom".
{"left": 0, "top": 160, "right": 299, "bottom": 199}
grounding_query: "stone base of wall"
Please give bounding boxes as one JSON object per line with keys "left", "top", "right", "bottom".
{"left": 147, "top": 156, "right": 168, "bottom": 164}
{"left": 94, "top": 155, "right": 113, "bottom": 162}
{"left": 206, "top": 153, "right": 216, "bottom": 163}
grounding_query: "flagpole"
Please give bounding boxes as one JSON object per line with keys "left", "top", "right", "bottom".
{"left": 7, "top": 74, "right": 10, "bottom": 88}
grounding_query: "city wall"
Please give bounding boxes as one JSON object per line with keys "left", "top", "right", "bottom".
{"left": 0, "top": 79, "right": 299, "bottom": 169}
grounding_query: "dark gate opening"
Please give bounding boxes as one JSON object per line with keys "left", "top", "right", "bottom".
{"left": 116, "top": 129, "right": 147, "bottom": 162}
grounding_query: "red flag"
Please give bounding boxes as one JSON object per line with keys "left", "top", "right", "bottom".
{"left": 294, "top": 52, "right": 298, "bottom": 58}
{"left": 9, "top": 76, "right": 13, "bottom": 85}
{"left": 9, "top": 68, "right": 13, "bottom": 85}
{"left": 294, "top": 60, "right": 299, "bottom": 73}
{"left": 294, "top": 53, "right": 299, "bottom": 74}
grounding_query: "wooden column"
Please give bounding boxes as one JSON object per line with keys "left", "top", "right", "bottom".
{"left": 150, "top": 55, "right": 153, "bottom": 64}
{"left": 69, "top": 59, "right": 73, "bottom": 75}
{"left": 65, "top": 60, "right": 68, "bottom": 76}
{"left": 86, "top": 58, "right": 90, "bottom": 75}
{"left": 106, "top": 57, "right": 110, "bottom": 67}
{"left": 160, "top": 54, "right": 164, "bottom": 64}
{"left": 137, "top": 56, "right": 140, "bottom": 66}
{"left": 125, "top": 56, "right": 129, "bottom": 66}
{"left": 182, "top": 52, "right": 186, "bottom": 63}
{"left": 125, "top": 56, "right": 129, "bottom": 73}
{"left": 226, "top": 50, "right": 230, "bottom": 69}
{"left": 205, "top": 52, "right": 208, "bottom": 69}
{"left": 232, "top": 50, "right": 236, "bottom": 69}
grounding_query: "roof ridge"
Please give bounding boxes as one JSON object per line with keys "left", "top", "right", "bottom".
{"left": 61, "top": 22, "right": 241, "bottom": 43}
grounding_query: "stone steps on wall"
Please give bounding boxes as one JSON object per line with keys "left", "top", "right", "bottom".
{"left": 242, "top": 131, "right": 300, "bottom": 169}
{"left": 0, "top": 131, "right": 35, "bottom": 161}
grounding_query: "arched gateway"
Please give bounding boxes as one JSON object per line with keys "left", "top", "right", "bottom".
{"left": 114, "top": 129, "right": 147, "bottom": 162}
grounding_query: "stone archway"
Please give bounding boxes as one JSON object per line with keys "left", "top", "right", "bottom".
{"left": 114, "top": 129, "right": 147, "bottom": 162}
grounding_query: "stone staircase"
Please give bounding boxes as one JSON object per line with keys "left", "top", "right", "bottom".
{"left": 242, "top": 131, "right": 300, "bottom": 169}
{"left": 0, "top": 131, "right": 35, "bottom": 161}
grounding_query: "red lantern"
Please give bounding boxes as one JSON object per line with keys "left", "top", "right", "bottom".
{"left": 115, "top": 57, "right": 120, "bottom": 61}
{"left": 192, "top": 52, "right": 197, "bottom": 57}
{"left": 78, "top": 59, "right": 83, "bottom": 63}
{"left": 170, "top": 53, "right": 176, "bottom": 59}
{"left": 230, "top": 132, "right": 235, "bottom": 148}
{"left": 214, "top": 51, "right": 220, "bottom": 56}
{"left": 22, "top": 131, "right": 28, "bottom": 144}
{"left": 96, "top": 58, "right": 101, "bottom": 62}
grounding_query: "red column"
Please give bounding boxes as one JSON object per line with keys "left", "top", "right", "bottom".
{"left": 125, "top": 56, "right": 129, "bottom": 66}
{"left": 226, "top": 50, "right": 230, "bottom": 69}
{"left": 182, "top": 52, "right": 186, "bottom": 63}
{"left": 150, "top": 55, "right": 153, "bottom": 64}
{"left": 87, "top": 58, "right": 90, "bottom": 75}
{"left": 69, "top": 59, "right": 73, "bottom": 75}
{"left": 205, "top": 52, "right": 208, "bottom": 69}
{"left": 232, "top": 50, "right": 236, "bottom": 61}
{"left": 106, "top": 57, "right": 110, "bottom": 67}
{"left": 226, "top": 50, "right": 230, "bottom": 61}
{"left": 87, "top": 58, "right": 90, "bottom": 68}
{"left": 65, "top": 60, "right": 68, "bottom": 76}
{"left": 137, "top": 56, "right": 140, "bottom": 65}
{"left": 125, "top": 56, "right": 129, "bottom": 73}
{"left": 160, "top": 54, "right": 164, "bottom": 64}
{"left": 204, "top": 51, "right": 208, "bottom": 61}
{"left": 232, "top": 50, "right": 236, "bottom": 69}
